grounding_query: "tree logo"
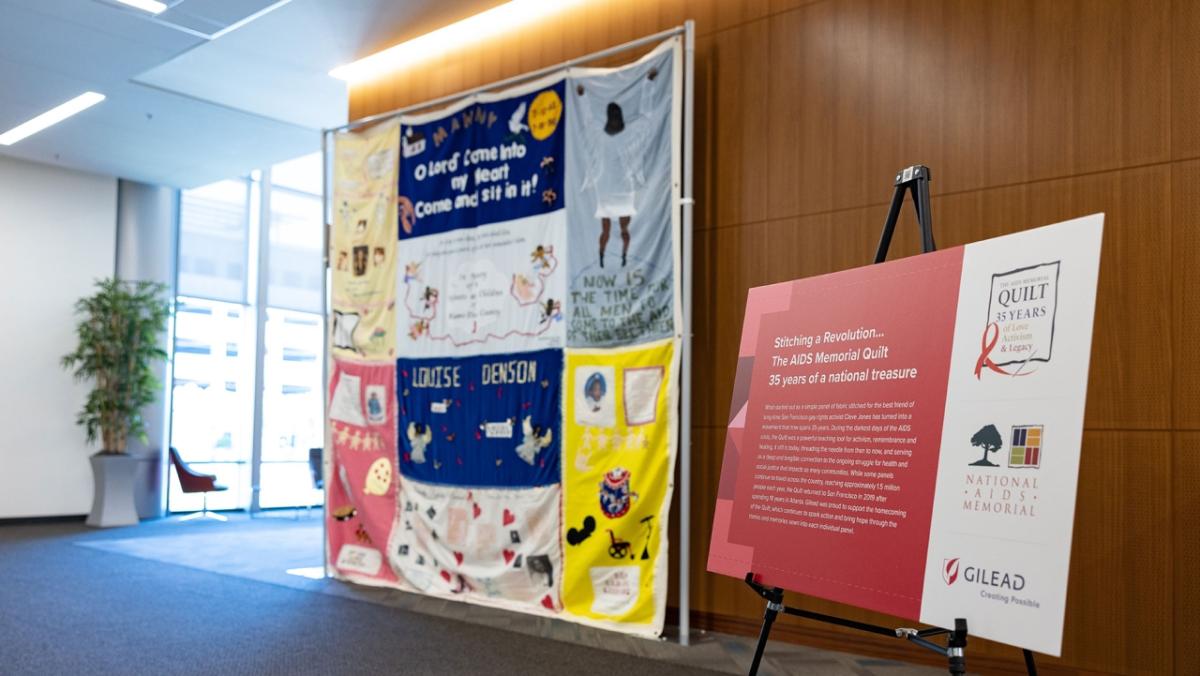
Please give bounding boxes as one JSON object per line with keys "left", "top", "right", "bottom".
{"left": 969, "top": 424, "right": 1003, "bottom": 467}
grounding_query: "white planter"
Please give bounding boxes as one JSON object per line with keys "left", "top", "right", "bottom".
{"left": 86, "top": 453, "right": 139, "bottom": 528}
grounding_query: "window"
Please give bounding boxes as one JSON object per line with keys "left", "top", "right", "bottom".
{"left": 169, "top": 297, "right": 255, "bottom": 512}
{"left": 169, "top": 152, "right": 326, "bottom": 512}
{"left": 178, "top": 180, "right": 250, "bottom": 303}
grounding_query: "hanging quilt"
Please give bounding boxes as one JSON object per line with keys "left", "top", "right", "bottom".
{"left": 327, "top": 38, "right": 683, "bottom": 637}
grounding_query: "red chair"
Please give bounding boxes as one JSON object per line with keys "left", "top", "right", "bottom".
{"left": 169, "top": 447, "right": 228, "bottom": 521}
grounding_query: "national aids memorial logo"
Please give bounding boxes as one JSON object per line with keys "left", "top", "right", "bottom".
{"left": 943, "top": 557, "right": 961, "bottom": 585}
{"left": 975, "top": 261, "right": 1060, "bottom": 379}
{"left": 1009, "top": 425, "right": 1043, "bottom": 469}
{"left": 962, "top": 424, "right": 1042, "bottom": 518}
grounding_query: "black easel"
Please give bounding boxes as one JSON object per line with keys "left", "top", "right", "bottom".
{"left": 742, "top": 166, "right": 1038, "bottom": 676}
{"left": 874, "top": 164, "right": 935, "bottom": 263}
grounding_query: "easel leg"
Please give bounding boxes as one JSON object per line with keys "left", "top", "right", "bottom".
{"left": 947, "top": 618, "right": 968, "bottom": 676}
{"left": 913, "top": 177, "right": 935, "bottom": 252}
{"left": 748, "top": 588, "right": 783, "bottom": 676}
{"left": 873, "top": 184, "right": 908, "bottom": 264}
{"left": 1023, "top": 648, "right": 1038, "bottom": 675}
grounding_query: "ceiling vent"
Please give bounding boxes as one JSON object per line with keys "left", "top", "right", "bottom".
{"left": 93, "top": 0, "right": 292, "bottom": 41}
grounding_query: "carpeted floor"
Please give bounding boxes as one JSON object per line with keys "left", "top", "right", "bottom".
{"left": 0, "top": 514, "right": 942, "bottom": 676}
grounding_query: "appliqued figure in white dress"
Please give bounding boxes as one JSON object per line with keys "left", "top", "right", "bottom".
{"left": 575, "top": 66, "right": 660, "bottom": 268}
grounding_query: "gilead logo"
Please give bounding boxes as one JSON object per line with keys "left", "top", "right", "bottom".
{"left": 942, "top": 558, "right": 960, "bottom": 585}
{"left": 943, "top": 557, "right": 1027, "bottom": 591}
{"left": 966, "top": 566, "right": 1026, "bottom": 590}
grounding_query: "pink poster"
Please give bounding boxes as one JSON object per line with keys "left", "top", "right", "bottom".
{"left": 708, "top": 216, "right": 1103, "bottom": 655}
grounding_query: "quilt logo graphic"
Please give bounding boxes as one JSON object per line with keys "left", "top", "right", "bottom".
{"left": 1009, "top": 425, "right": 1043, "bottom": 469}
{"left": 975, "top": 261, "right": 1061, "bottom": 379}
{"left": 943, "top": 557, "right": 961, "bottom": 585}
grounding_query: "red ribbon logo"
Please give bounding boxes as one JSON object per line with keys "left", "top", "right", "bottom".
{"left": 974, "top": 322, "right": 1032, "bottom": 379}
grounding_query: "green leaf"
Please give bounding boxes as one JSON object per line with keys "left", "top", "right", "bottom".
{"left": 61, "top": 277, "right": 170, "bottom": 453}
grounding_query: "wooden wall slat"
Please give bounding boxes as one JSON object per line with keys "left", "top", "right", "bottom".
{"left": 829, "top": 0, "right": 872, "bottom": 211}
{"left": 346, "top": 1, "right": 1192, "bottom": 672}
{"left": 938, "top": 0, "right": 986, "bottom": 196}
{"left": 980, "top": 0, "right": 1031, "bottom": 188}
{"left": 1174, "top": 161, "right": 1200, "bottom": 428}
{"left": 1028, "top": 0, "right": 1076, "bottom": 182}
{"left": 1174, "top": 433, "right": 1199, "bottom": 674}
{"left": 712, "top": 19, "right": 770, "bottom": 229}
{"left": 766, "top": 1, "right": 834, "bottom": 220}
{"left": 1061, "top": 432, "right": 1173, "bottom": 674}
{"left": 1172, "top": 0, "right": 1200, "bottom": 160}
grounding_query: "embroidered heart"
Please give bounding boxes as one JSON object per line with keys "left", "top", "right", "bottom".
{"left": 502, "top": 509, "right": 515, "bottom": 526}
{"left": 472, "top": 502, "right": 481, "bottom": 519}
{"left": 440, "top": 570, "right": 451, "bottom": 583}
{"left": 502, "top": 549, "right": 515, "bottom": 564}
{"left": 541, "top": 595, "right": 555, "bottom": 610}
{"left": 454, "top": 551, "right": 464, "bottom": 566}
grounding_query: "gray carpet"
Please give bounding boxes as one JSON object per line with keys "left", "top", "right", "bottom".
{"left": 0, "top": 517, "right": 715, "bottom": 676}
{"left": 0, "top": 515, "right": 941, "bottom": 676}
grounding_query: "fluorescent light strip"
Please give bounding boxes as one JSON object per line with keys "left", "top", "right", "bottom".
{"left": 0, "top": 92, "right": 106, "bottom": 146}
{"left": 330, "top": 0, "right": 587, "bottom": 83}
{"left": 114, "top": 0, "right": 168, "bottom": 14}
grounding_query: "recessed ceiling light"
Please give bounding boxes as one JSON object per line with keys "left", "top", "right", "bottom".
{"left": 330, "top": 0, "right": 587, "bottom": 83}
{"left": 0, "top": 92, "right": 106, "bottom": 146}
{"left": 114, "top": 0, "right": 168, "bottom": 15}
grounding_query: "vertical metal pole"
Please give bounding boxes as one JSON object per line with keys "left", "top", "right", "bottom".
{"left": 321, "top": 130, "right": 332, "bottom": 576}
{"left": 678, "top": 19, "right": 696, "bottom": 647}
{"left": 249, "top": 170, "right": 272, "bottom": 514}
{"left": 162, "top": 189, "right": 183, "bottom": 514}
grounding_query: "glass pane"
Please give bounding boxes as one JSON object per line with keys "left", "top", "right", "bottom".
{"left": 268, "top": 189, "right": 324, "bottom": 313}
{"left": 259, "top": 307, "right": 324, "bottom": 509}
{"left": 168, "top": 296, "right": 256, "bottom": 512}
{"left": 258, "top": 307, "right": 324, "bottom": 508}
{"left": 271, "top": 152, "right": 323, "bottom": 195}
{"left": 258, "top": 461, "right": 323, "bottom": 509}
{"left": 178, "top": 179, "right": 249, "bottom": 303}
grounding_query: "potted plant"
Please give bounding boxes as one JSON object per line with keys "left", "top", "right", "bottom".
{"left": 62, "top": 278, "right": 170, "bottom": 527}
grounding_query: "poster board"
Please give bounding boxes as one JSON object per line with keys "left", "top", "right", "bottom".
{"left": 707, "top": 215, "right": 1103, "bottom": 655}
{"left": 325, "top": 37, "right": 684, "bottom": 637}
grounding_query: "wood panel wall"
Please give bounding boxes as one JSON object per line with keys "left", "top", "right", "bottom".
{"left": 348, "top": 1, "right": 1198, "bottom": 673}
